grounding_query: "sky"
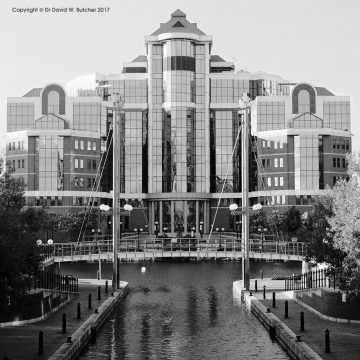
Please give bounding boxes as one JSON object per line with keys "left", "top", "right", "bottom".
{"left": 1, "top": 0, "right": 360, "bottom": 151}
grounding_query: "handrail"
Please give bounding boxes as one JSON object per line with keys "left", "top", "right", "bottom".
{"left": 47, "top": 239, "right": 306, "bottom": 259}
{"left": 284, "top": 268, "right": 336, "bottom": 291}
{"left": 32, "top": 271, "right": 79, "bottom": 293}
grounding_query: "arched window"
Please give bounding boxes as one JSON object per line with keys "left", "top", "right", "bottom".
{"left": 298, "top": 90, "right": 310, "bottom": 113}
{"left": 48, "top": 91, "right": 60, "bottom": 114}
{"left": 41, "top": 84, "right": 65, "bottom": 115}
{"left": 292, "top": 84, "right": 316, "bottom": 114}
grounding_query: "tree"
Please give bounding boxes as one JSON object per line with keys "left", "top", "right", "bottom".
{"left": 283, "top": 206, "right": 302, "bottom": 233}
{"left": 301, "top": 191, "right": 345, "bottom": 268}
{"left": 327, "top": 153, "right": 360, "bottom": 293}
{"left": 303, "top": 152, "right": 360, "bottom": 294}
{"left": 0, "top": 160, "right": 41, "bottom": 311}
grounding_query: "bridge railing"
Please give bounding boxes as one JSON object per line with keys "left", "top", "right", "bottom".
{"left": 51, "top": 238, "right": 306, "bottom": 258}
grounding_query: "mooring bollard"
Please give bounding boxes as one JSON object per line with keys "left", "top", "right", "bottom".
{"left": 98, "top": 286, "right": 101, "bottom": 300}
{"left": 300, "top": 311, "right": 304, "bottom": 331}
{"left": 88, "top": 293, "right": 92, "bottom": 309}
{"left": 285, "top": 300, "right": 288, "bottom": 318}
{"left": 62, "top": 313, "right": 66, "bottom": 333}
{"left": 105, "top": 280, "right": 108, "bottom": 294}
{"left": 77, "top": 302, "right": 81, "bottom": 320}
{"left": 272, "top": 292, "right": 276, "bottom": 308}
{"left": 325, "top": 329, "right": 330, "bottom": 353}
{"left": 263, "top": 285, "right": 266, "bottom": 299}
{"left": 38, "top": 331, "right": 43, "bottom": 355}
{"left": 255, "top": 280, "right": 258, "bottom": 292}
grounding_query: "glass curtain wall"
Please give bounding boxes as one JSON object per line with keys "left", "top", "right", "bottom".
{"left": 294, "top": 134, "right": 319, "bottom": 190}
{"left": 162, "top": 40, "right": 196, "bottom": 193}
{"left": 36, "top": 135, "right": 64, "bottom": 191}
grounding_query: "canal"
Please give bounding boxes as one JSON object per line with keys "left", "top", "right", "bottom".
{"left": 60, "top": 261, "right": 301, "bottom": 359}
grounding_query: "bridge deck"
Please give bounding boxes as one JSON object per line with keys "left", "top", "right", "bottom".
{"left": 48, "top": 239, "right": 305, "bottom": 262}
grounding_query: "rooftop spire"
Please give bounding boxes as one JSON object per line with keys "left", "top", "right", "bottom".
{"left": 171, "top": 9, "right": 186, "bottom": 18}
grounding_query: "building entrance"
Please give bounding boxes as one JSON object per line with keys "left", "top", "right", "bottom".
{"left": 149, "top": 199, "right": 209, "bottom": 236}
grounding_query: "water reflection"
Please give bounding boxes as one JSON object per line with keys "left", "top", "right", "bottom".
{"left": 64, "top": 261, "right": 300, "bottom": 359}
{"left": 140, "top": 313, "right": 151, "bottom": 358}
{"left": 187, "top": 287, "right": 198, "bottom": 335}
{"left": 207, "top": 286, "right": 218, "bottom": 326}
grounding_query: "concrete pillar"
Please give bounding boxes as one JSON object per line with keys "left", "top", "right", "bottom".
{"left": 150, "top": 201, "right": 155, "bottom": 234}
{"left": 171, "top": 201, "right": 175, "bottom": 233}
{"left": 195, "top": 200, "right": 199, "bottom": 234}
{"left": 184, "top": 201, "right": 188, "bottom": 233}
{"left": 159, "top": 200, "right": 163, "bottom": 233}
{"left": 204, "top": 201, "right": 209, "bottom": 234}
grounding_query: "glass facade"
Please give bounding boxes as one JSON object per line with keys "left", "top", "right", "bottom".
{"left": 35, "top": 114, "right": 69, "bottom": 129}
{"left": 291, "top": 113, "right": 323, "bottom": 128}
{"left": 73, "top": 102, "right": 103, "bottom": 132}
{"left": 257, "top": 101, "right": 285, "bottom": 131}
{"left": 323, "top": 100, "right": 350, "bottom": 131}
{"left": 36, "top": 135, "right": 64, "bottom": 191}
{"left": 7, "top": 103, "right": 34, "bottom": 132}
{"left": 294, "top": 135, "right": 319, "bottom": 190}
{"left": 210, "top": 79, "right": 248, "bottom": 103}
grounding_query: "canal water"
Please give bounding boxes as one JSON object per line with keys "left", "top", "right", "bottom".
{"left": 60, "top": 261, "right": 301, "bottom": 359}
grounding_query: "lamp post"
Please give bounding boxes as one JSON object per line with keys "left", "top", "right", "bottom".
{"left": 258, "top": 226, "right": 267, "bottom": 253}
{"left": 154, "top": 221, "right": 159, "bottom": 238}
{"left": 221, "top": 227, "right": 225, "bottom": 238}
{"left": 199, "top": 221, "right": 204, "bottom": 238}
{"left": 236, "top": 220, "right": 241, "bottom": 240}
{"left": 133, "top": 227, "right": 142, "bottom": 252}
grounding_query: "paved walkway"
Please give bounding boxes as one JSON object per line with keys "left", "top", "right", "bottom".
{"left": 0, "top": 279, "right": 115, "bottom": 360}
{"left": 251, "top": 280, "right": 360, "bottom": 360}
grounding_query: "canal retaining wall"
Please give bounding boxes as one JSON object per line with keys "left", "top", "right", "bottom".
{"left": 233, "top": 281, "right": 322, "bottom": 360}
{"left": 285, "top": 288, "right": 360, "bottom": 323}
{"left": 49, "top": 282, "right": 128, "bottom": 360}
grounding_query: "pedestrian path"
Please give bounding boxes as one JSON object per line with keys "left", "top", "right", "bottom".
{"left": 0, "top": 279, "right": 115, "bottom": 360}
{"left": 253, "top": 285, "right": 360, "bottom": 360}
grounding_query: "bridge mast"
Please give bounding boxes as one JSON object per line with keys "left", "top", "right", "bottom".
{"left": 240, "top": 93, "right": 251, "bottom": 291}
{"left": 111, "top": 94, "right": 124, "bottom": 291}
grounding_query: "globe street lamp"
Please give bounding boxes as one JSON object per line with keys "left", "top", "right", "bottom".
{"left": 154, "top": 221, "right": 159, "bottom": 238}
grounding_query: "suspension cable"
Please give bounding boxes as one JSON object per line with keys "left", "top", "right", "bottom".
{"left": 248, "top": 126, "right": 284, "bottom": 242}
{"left": 208, "top": 122, "right": 242, "bottom": 243}
{"left": 76, "top": 127, "right": 113, "bottom": 243}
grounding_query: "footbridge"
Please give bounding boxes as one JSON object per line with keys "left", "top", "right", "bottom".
{"left": 49, "top": 238, "right": 306, "bottom": 262}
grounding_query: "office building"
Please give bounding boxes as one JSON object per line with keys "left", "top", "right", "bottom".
{"left": 6, "top": 10, "right": 351, "bottom": 235}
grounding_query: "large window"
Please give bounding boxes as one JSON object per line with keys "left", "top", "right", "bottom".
{"left": 47, "top": 90, "right": 60, "bottom": 114}
{"left": 7, "top": 103, "right": 35, "bottom": 132}
{"left": 294, "top": 135, "right": 319, "bottom": 190}
{"left": 36, "top": 136, "right": 64, "bottom": 191}
{"left": 257, "top": 101, "right": 285, "bottom": 131}
{"left": 298, "top": 90, "right": 310, "bottom": 113}
{"left": 73, "top": 102, "right": 101, "bottom": 132}
{"left": 323, "top": 100, "right": 350, "bottom": 131}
